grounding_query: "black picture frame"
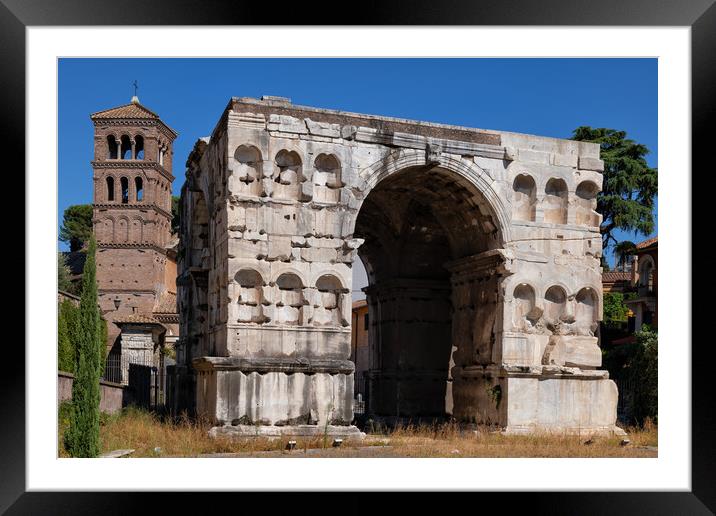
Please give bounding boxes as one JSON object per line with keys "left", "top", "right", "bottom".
{"left": 4, "top": 0, "right": 710, "bottom": 513}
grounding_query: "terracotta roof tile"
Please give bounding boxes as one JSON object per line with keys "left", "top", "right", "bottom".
{"left": 602, "top": 271, "right": 631, "bottom": 282}
{"left": 91, "top": 102, "right": 160, "bottom": 120}
{"left": 636, "top": 236, "right": 658, "bottom": 249}
{"left": 113, "top": 313, "right": 162, "bottom": 325}
{"left": 352, "top": 299, "right": 367, "bottom": 309}
{"left": 153, "top": 291, "right": 177, "bottom": 314}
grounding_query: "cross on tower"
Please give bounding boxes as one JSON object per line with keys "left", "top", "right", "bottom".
{"left": 133, "top": 80, "right": 139, "bottom": 97}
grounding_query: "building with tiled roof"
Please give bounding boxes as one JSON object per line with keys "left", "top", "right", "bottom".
{"left": 602, "top": 270, "right": 632, "bottom": 294}
{"left": 626, "top": 236, "right": 658, "bottom": 332}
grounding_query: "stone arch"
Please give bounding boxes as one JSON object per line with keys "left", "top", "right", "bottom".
{"left": 353, "top": 148, "right": 512, "bottom": 245}
{"left": 544, "top": 285, "right": 568, "bottom": 326}
{"left": 272, "top": 149, "right": 303, "bottom": 201}
{"left": 512, "top": 173, "right": 537, "bottom": 222}
{"left": 353, "top": 149, "right": 511, "bottom": 419}
{"left": 312, "top": 274, "right": 348, "bottom": 327}
{"left": 512, "top": 283, "right": 538, "bottom": 330}
{"left": 575, "top": 287, "right": 599, "bottom": 335}
{"left": 313, "top": 153, "right": 342, "bottom": 203}
{"left": 544, "top": 178, "right": 568, "bottom": 224}
{"left": 235, "top": 268, "right": 266, "bottom": 323}
{"left": 575, "top": 180, "right": 599, "bottom": 226}
{"left": 275, "top": 272, "right": 305, "bottom": 325}
{"left": 233, "top": 144, "right": 263, "bottom": 197}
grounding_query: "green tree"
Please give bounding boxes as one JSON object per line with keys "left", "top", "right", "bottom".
{"left": 58, "top": 252, "right": 75, "bottom": 293}
{"left": 630, "top": 326, "right": 658, "bottom": 425}
{"left": 171, "top": 195, "right": 180, "bottom": 235}
{"left": 57, "top": 300, "right": 77, "bottom": 373}
{"left": 603, "top": 292, "right": 629, "bottom": 324}
{"left": 59, "top": 204, "right": 93, "bottom": 252}
{"left": 570, "top": 127, "right": 657, "bottom": 251}
{"left": 64, "top": 235, "right": 103, "bottom": 457}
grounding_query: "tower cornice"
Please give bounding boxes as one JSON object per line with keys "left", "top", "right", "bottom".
{"left": 93, "top": 202, "right": 173, "bottom": 220}
{"left": 91, "top": 160, "right": 175, "bottom": 182}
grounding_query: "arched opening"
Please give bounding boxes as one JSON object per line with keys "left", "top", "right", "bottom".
{"left": 575, "top": 181, "right": 599, "bottom": 226}
{"left": 120, "top": 177, "right": 129, "bottom": 204}
{"left": 235, "top": 269, "right": 265, "bottom": 323}
{"left": 233, "top": 145, "right": 263, "bottom": 197}
{"left": 575, "top": 287, "right": 598, "bottom": 336}
{"left": 313, "top": 274, "right": 347, "bottom": 327}
{"left": 273, "top": 150, "right": 302, "bottom": 200}
{"left": 275, "top": 273, "right": 305, "bottom": 325}
{"left": 513, "top": 283, "right": 538, "bottom": 331}
{"left": 313, "top": 153, "right": 342, "bottom": 203}
{"left": 135, "top": 176, "right": 143, "bottom": 201}
{"left": 544, "top": 285, "right": 568, "bottom": 327}
{"left": 544, "top": 178, "right": 568, "bottom": 224}
{"left": 106, "top": 176, "right": 115, "bottom": 202}
{"left": 107, "top": 136, "right": 118, "bottom": 160}
{"left": 512, "top": 174, "right": 537, "bottom": 222}
{"left": 354, "top": 165, "right": 504, "bottom": 421}
{"left": 135, "top": 135, "right": 145, "bottom": 160}
{"left": 120, "top": 135, "right": 132, "bottom": 160}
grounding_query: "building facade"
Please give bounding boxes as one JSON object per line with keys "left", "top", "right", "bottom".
{"left": 173, "top": 96, "right": 621, "bottom": 437}
{"left": 626, "top": 237, "right": 658, "bottom": 332}
{"left": 91, "top": 96, "right": 180, "bottom": 385}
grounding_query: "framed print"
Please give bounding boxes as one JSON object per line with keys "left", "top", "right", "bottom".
{"left": 4, "top": 0, "right": 712, "bottom": 512}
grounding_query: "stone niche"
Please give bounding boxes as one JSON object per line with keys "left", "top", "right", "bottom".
{"left": 173, "top": 96, "right": 622, "bottom": 438}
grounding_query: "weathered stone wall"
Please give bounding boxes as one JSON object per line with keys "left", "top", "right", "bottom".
{"left": 176, "top": 96, "right": 619, "bottom": 436}
{"left": 58, "top": 371, "right": 124, "bottom": 414}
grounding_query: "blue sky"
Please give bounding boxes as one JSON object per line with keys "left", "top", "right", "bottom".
{"left": 58, "top": 58, "right": 657, "bottom": 266}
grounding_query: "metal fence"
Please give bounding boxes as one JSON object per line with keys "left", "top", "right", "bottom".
{"left": 101, "top": 349, "right": 171, "bottom": 411}
{"left": 615, "top": 376, "right": 636, "bottom": 425}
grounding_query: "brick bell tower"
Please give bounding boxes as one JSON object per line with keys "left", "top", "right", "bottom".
{"left": 90, "top": 95, "right": 178, "bottom": 352}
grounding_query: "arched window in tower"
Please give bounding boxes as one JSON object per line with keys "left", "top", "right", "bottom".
{"left": 134, "top": 135, "right": 145, "bottom": 160}
{"left": 544, "top": 178, "right": 568, "bottom": 224}
{"left": 120, "top": 135, "right": 132, "bottom": 160}
{"left": 106, "top": 176, "right": 115, "bottom": 202}
{"left": 106, "top": 135, "right": 118, "bottom": 160}
{"left": 120, "top": 177, "right": 129, "bottom": 204}
{"left": 135, "top": 177, "right": 143, "bottom": 202}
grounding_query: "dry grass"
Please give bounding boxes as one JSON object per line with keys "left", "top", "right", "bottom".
{"left": 58, "top": 404, "right": 657, "bottom": 458}
{"left": 363, "top": 418, "right": 657, "bottom": 458}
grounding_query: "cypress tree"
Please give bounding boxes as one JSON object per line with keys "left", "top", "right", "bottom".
{"left": 65, "top": 235, "right": 102, "bottom": 457}
{"left": 57, "top": 300, "right": 76, "bottom": 374}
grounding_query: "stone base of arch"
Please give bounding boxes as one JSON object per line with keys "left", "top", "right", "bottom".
{"left": 192, "top": 356, "right": 364, "bottom": 440}
{"left": 453, "top": 365, "right": 624, "bottom": 436}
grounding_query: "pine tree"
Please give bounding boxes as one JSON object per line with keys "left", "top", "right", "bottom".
{"left": 570, "top": 127, "right": 658, "bottom": 251}
{"left": 64, "top": 235, "right": 102, "bottom": 457}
